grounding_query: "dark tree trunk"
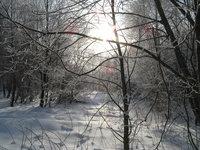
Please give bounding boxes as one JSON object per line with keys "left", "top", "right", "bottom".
{"left": 2, "top": 83, "right": 6, "bottom": 98}
{"left": 7, "top": 85, "right": 12, "bottom": 98}
{"left": 44, "top": 90, "right": 48, "bottom": 107}
{"left": 40, "top": 87, "right": 45, "bottom": 107}
{"left": 189, "top": 94, "right": 200, "bottom": 125}
{"left": 169, "top": 0, "right": 195, "bottom": 26}
{"left": 15, "top": 90, "right": 19, "bottom": 103}
{"left": 10, "top": 76, "right": 16, "bottom": 107}
{"left": 111, "top": 0, "right": 129, "bottom": 149}
{"left": 27, "top": 81, "right": 33, "bottom": 102}
{"left": 154, "top": 0, "right": 200, "bottom": 125}
{"left": 40, "top": 0, "right": 49, "bottom": 108}
{"left": 40, "top": 71, "right": 48, "bottom": 107}
{"left": 194, "top": 3, "right": 200, "bottom": 125}
{"left": 40, "top": 71, "right": 44, "bottom": 107}
{"left": 123, "top": 99, "right": 129, "bottom": 150}
{"left": 154, "top": 0, "right": 190, "bottom": 77}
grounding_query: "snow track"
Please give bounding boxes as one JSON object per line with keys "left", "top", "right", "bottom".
{"left": 0, "top": 92, "right": 195, "bottom": 150}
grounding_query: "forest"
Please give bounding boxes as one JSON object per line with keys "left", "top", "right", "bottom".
{"left": 0, "top": 0, "right": 200, "bottom": 149}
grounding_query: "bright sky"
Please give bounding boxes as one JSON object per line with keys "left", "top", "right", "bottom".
{"left": 85, "top": 0, "right": 131, "bottom": 57}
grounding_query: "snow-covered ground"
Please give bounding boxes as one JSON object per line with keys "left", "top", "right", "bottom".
{"left": 0, "top": 92, "right": 197, "bottom": 150}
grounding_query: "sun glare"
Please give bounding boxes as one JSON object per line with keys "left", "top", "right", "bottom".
{"left": 90, "top": 23, "right": 115, "bottom": 42}
{"left": 88, "top": 22, "right": 116, "bottom": 55}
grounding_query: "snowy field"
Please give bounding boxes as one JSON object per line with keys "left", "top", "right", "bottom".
{"left": 0, "top": 91, "right": 197, "bottom": 150}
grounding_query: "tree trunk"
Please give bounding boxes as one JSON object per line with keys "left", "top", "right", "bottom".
{"left": 40, "top": 72, "right": 45, "bottom": 107}
{"left": 2, "top": 83, "right": 6, "bottom": 98}
{"left": 123, "top": 101, "right": 130, "bottom": 150}
{"left": 154, "top": 0, "right": 200, "bottom": 125}
{"left": 7, "top": 89, "right": 11, "bottom": 98}
{"left": 10, "top": 76, "right": 16, "bottom": 107}
{"left": 195, "top": 3, "right": 200, "bottom": 125}
{"left": 111, "top": 0, "right": 130, "bottom": 149}
{"left": 39, "top": 0, "right": 49, "bottom": 108}
{"left": 189, "top": 93, "right": 200, "bottom": 125}
{"left": 40, "top": 86, "right": 45, "bottom": 107}
{"left": 154, "top": 0, "right": 190, "bottom": 77}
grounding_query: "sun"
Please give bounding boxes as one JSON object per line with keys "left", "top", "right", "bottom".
{"left": 88, "top": 22, "right": 116, "bottom": 55}
{"left": 90, "top": 22, "right": 115, "bottom": 41}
